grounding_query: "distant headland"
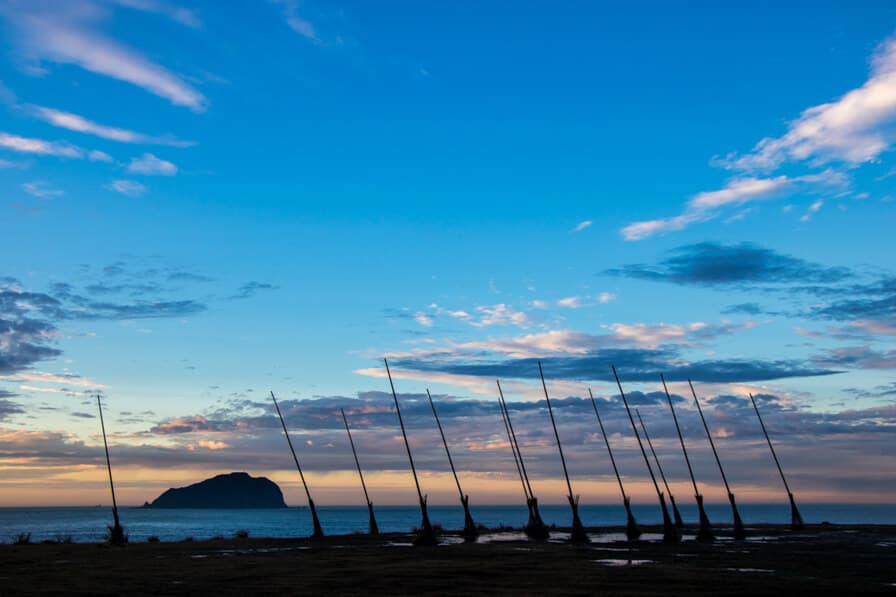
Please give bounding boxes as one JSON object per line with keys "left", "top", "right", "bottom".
{"left": 145, "top": 472, "right": 287, "bottom": 509}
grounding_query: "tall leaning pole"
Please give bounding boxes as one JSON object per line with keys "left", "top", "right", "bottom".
{"left": 689, "top": 380, "right": 746, "bottom": 540}
{"left": 426, "top": 389, "right": 478, "bottom": 539}
{"left": 341, "top": 408, "right": 379, "bottom": 535}
{"left": 538, "top": 362, "right": 588, "bottom": 543}
{"left": 97, "top": 395, "right": 126, "bottom": 545}
{"left": 384, "top": 358, "right": 436, "bottom": 545}
{"left": 661, "top": 374, "right": 713, "bottom": 541}
{"left": 271, "top": 391, "right": 324, "bottom": 540}
{"left": 612, "top": 366, "right": 679, "bottom": 543}
{"left": 749, "top": 393, "right": 804, "bottom": 530}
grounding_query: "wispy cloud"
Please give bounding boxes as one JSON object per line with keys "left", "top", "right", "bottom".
{"left": 272, "top": 0, "right": 318, "bottom": 42}
{"left": 22, "top": 181, "right": 63, "bottom": 198}
{"left": 718, "top": 36, "right": 896, "bottom": 170}
{"left": 621, "top": 171, "right": 844, "bottom": 240}
{"left": 106, "top": 179, "right": 147, "bottom": 196}
{"left": 229, "top": 281, "right": 276, "bottom": 300}
{"left": 127, "top": 152, "right": 177, "bottom": 175}
{"left": 572, "top": 220, "right": 592, "bottom": 233}
{"left": 0, "top": 132, "right": 83, "bottom": 158}
{"left": 31, "top": 106, "right": 194, "bottom": 147}
{"left": 4, "top": 2, "right": 207, "bottom": 110}
{"left": 111, "top": 0, "right": 202, "bottom": 28}
{"left": 88, "top": 150, "right": 113, "bottom": 162}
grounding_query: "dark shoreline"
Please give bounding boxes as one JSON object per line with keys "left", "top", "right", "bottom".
{"left": 2, "top": 524, "right": 894, "bottom": 595}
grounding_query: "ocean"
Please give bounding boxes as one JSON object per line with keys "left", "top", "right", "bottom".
{"left": 2, "top": 503, "right": 894, "bottom": 544}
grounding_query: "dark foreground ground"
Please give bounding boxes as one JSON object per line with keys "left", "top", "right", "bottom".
{"left": 1, "top": 524, "right": 894, "bottom": 595}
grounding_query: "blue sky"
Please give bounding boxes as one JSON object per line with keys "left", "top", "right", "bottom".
{"left": 0, "top": 1, "right": 894, "bottom": 507}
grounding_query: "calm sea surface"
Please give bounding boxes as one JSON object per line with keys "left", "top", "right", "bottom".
{"left": 2, "top": 503, "right": 894, "bottom": 543}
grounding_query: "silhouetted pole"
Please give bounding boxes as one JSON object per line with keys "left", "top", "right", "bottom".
{"left": 611, "top": 366, "right": 679, "bottom": 543}
{"left": 499, "top": 395, "right": 531, "bottom": 502}
{"left": 636, "top": 408, "right": 684, "bottom": 528}
{"left": 661, "top": 374, "right": 713, "bottom": 541}
{"left": 426, "top": 389, "right": 478, "bottom": 539}
{"left": 538, "top": 362, "right": 588, "bottom": 543}
{"left": 271, "top": 391, "right": 324, "bottom": 540}
{"left": 498, "top": 379, "right": 548, "bottom": 541}
{"left": 97, "top": 395, "right": 125, "bottom": 545}
{"left": 689, "top": 380, "right": 746, "bottom": 540}
{"left": 749, "top": 393, "right": 804, "bottom": 530}
{"left": 384, "top": 359, "right": 436, "bottom": 545}
{"left": 588, "top": 388, "right": 640, "bottom": 540}
{"left": 341, "top": 408, "right": 379, "bottom": 535}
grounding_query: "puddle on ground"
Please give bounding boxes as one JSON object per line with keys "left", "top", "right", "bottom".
{"left": 594, "top": 559, "right": 653, "bottom": 567}
{"left": 727, "top": 568, "right": 775, "bottom": 573}
{"left": 476, "top": 532, "right": 529, "bottom": 544}
{"left": 383, "top": 541, "right": 414, "bottom": 547}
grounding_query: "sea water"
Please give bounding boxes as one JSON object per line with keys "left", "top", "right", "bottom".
{"left": 1, "top": 503, "right": 893, "bottom": 544}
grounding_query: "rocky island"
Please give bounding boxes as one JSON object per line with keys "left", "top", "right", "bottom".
{"left": 146, "top": 472, "right": 287, "bottom": 509}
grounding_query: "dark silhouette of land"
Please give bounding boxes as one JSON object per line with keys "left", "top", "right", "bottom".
{"left": 147, "top": 472, "right": 287, "bottom": 509}
{"left": 1, "top": 525, "right": 894, "bottom": 595}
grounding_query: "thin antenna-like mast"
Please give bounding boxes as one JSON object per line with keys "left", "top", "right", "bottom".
{"left": 97, "top": 395, "right": 125, "bottom": 545}
{"left": 749, "top": 393, "right": 804, "bottom": 530}
{"left": 661, "top": 374, "right": 713, "bottom": 541}
{"left": 499, "top": 396, "right": 531, "bottom": 501}
{"left": 497, "top": 380, "right": 548, "bottom": 541}
{"left": 384, "top": 359, "right": 435, "bottom": 545}
{"left": 341, "top": 408, "right": 379, "bottom": 535}
{"left": 611, "top": 366, "right": 678, "bottom": 542}
{"left": 271, "top": 391, "right": 323, "bottom": 539}
{"left": 689, "top": 380, "right": 746, "bottom": 539}
{"left": 537, "top": 362, "right": 587, "bottom": 542}
{"left": 588, "top": 388, "right": 639, "bottom": 540}
{"left": 426, "top": 389, "right": 478, "bottom": 539}
{"left": 636, "top": 408, "right": 683, "bottom": 528}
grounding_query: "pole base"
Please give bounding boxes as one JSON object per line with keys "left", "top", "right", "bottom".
{"left": 695, "top": 494, "right": 714, "bottom": 542}
{"left": 789, "top": 493, "right": 805, "bottom": 531}
{"left": 623, "top": 498, "right": 641, "bottom": 541}
{"left": 568, "top": 495, "right": 589, "bottom": 543}
{"left": 367, "top": 502, "right": 379, "bottom": 536}
{"left": 413, "top": 497, "right": 438, "bottom": 546}
{"left": 729, "top": 492, "right": 747, "bottom": 540}
{"left": 525, "top": 497, "right": 550, "bottom": 541}
{"left": 107, "top": 523, "right": 127, "bottom": 546}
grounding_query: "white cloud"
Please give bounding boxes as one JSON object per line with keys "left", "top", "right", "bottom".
{"left": 531, "top": 300, "right": 550, "bottom": 309}
{"left": 800, "top": 199, "right": 825, "bottom": 222}
{"left": 572, "top": 220, "right": 592, "bottom": 232}
{"left": 621, "top": 170, "right": 845, "bottom": 240}
{"left": 470, "top": 304, "right": 529, "bottom": 328}
{"left": 719, "top": 36, "right": 896, "bottom": 170}
{"left": 413, "top": 312, "right": 433, "bottom": 327}
{"left": 111, "top": 0, "right": 202, "bottom": 28}
{"left": 557, "top": 296, "right": 587, "bottom": 309}
{"left": 127, "top": 152, "right": 177, "bottom": 175}
{"left": 0, "top": 132, "right": 83, "bottom": 158}
{"left": 597, "top": 292, "right": 616, "bottom": 304}
{"left": 7, "top": 3, "right": 206, "bottom": 110}
{"left": 22, "top": 181, "right": 63, "bottom": 198}
{"left": 273, "top": 0, "right": 317, "bottom": 41}
{"left": 31, "top": 106, "right": 193, "bottom": 146}
{"left": 88, "top": 149, "right": 113, "bottom": 162}
{"left": 106, "top": 179, "right": 147, "bottom": 196}
{"left": 4, "top": 371, "right": 106, "bottom": 388}
{"left": 0, "top": 158, "right": 30, "bottom": 169}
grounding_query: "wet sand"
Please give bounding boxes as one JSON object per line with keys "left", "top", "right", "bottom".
{"left": 1, "top": 524, "right": 894, "bottom": 595}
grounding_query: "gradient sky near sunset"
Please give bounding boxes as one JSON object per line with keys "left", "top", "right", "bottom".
{"left": 1, "top": 1, "right": 894, "bottom": 509}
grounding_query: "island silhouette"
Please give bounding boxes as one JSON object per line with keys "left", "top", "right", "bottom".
{"left": 145, "top": 472, "right": 287, "bottom": 509}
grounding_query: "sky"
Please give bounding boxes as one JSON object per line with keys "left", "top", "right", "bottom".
{"left": 0, "top": 0, "right": 894, "bottom": 509}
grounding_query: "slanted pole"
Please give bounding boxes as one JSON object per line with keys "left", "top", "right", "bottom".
{"left": 271, "top": 391, "right": 324, "bottom": 540}
{"left": 537, "top": 362, "right": 588, "bottom": 543}
{"left": 612, "top": 366, "right": 679, "bottom": 543}
{"left": 588, "top": 388, "right": 640, "bottom": 540}
{"left": 749, "top": 393, "right": 804, "bottom": 530}
{"left": 636, "top": 409, "right": 684, "bottom": 528}
{"left": 661, "top": 375, "right": 713, "bottom": 541}
{"left": 426, "top": 390, "right": 478, "bottom": 539}
{"left": 384, "top": 359, "right": 436, "bottom": 545}
{"left": 498, "top": 380, "right": 549, "bottom": 541}
{"left": 689, "top": 380, "right": 746, "bottom": 540}
{"left": 341, "top": 409, "right": 379, "bottom": 535}
{"left": 96, "top": 395, "right": 126, "bottom": 545}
